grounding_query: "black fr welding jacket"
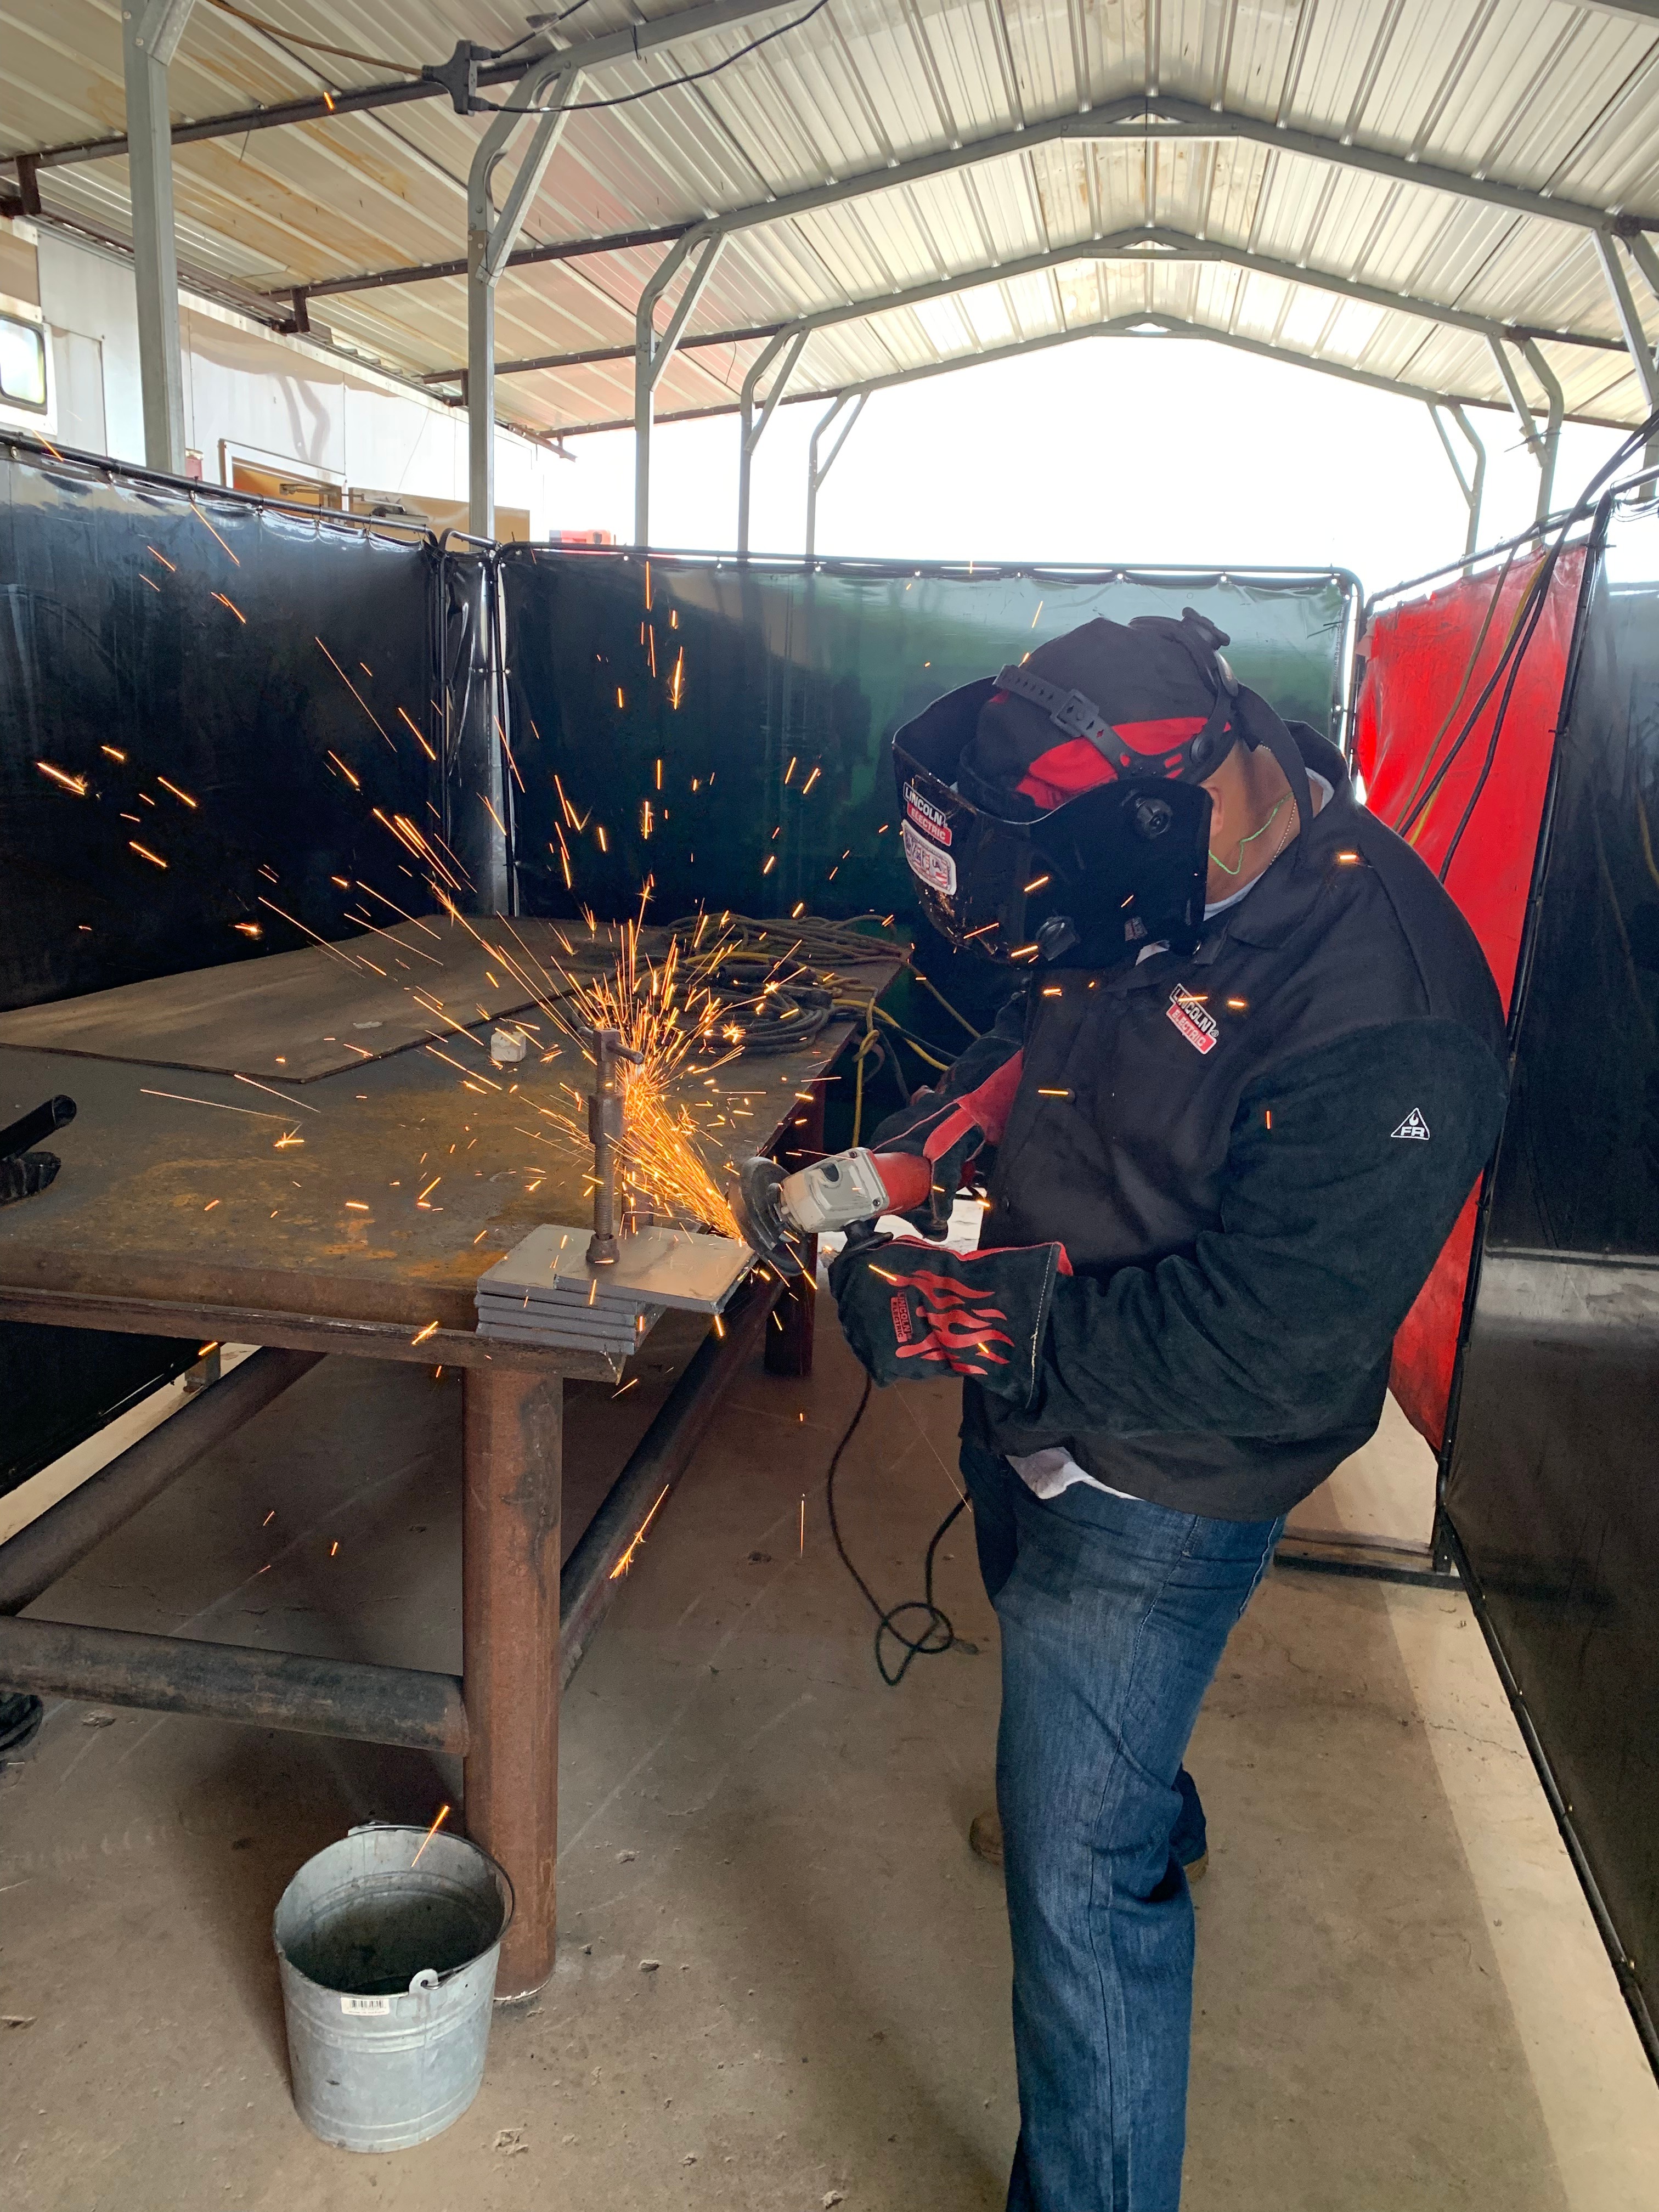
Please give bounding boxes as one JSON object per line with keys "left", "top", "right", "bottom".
{"left": 929, "top": 728, "right": 1509, "bottom": 1523}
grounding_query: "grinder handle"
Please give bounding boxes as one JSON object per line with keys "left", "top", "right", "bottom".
{"left": 867, "top": 1150, "right": 934, "bottom": 1215}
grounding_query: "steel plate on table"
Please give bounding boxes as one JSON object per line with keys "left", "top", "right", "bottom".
{"left": 477, "top": 1223, "right": 754, "bottom": 1316}
{"left": 0, "top": 918, "right": 632, "bottom": 1083}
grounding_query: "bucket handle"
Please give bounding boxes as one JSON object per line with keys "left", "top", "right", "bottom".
{"left": 409, "top": 1969, "right": 439, "bottom": 1993}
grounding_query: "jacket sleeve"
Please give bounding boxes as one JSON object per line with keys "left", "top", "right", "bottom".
{"left": 1024, "top": 1018, "right": 1508, "bottom": 1440}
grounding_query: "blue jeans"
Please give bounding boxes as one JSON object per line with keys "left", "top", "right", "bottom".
{"left": 962, "top": 1444, "right": 1284, "bottom": 2212}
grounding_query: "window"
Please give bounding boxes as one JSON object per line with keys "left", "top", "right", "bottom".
{"left": 0, "top": 312, "right": 47, "bottom": 410}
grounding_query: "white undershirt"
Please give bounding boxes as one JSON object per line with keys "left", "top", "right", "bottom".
{"left": 1007, "top": 770, "right": 1334, "bottom": 1505}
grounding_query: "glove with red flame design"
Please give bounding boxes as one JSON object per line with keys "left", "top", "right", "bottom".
{"left": 827, "top": 1234, "right": 1069, "bottom": 1403}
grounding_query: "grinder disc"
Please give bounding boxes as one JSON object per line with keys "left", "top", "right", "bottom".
{"left": 732, "top": 1156, "right": 806, "bottom": 1279}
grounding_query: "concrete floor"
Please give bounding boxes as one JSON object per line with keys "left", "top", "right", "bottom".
{"left": 3, "top": 1321, "right": 1657, "bottom": 2211}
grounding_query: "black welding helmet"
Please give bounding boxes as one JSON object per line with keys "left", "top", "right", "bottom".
{"left": 891, "top": 607, "right": 1314, "bottom": 968}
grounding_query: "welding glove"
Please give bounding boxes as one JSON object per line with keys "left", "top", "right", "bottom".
{"left": 828, "top": 1235, "right": 1068, "bottom": 1405}
{"left": 868, "top": 1048, "right": 1026, "bottom": 1237}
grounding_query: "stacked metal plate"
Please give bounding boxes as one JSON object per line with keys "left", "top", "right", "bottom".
{"left": 475, "top": 1222, "right": 754, "bottom": 1356}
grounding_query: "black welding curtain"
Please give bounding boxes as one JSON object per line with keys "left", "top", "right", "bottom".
{"left": 496, "top": 549, "right": 1357, "bottom": 928}
{"left": 1444, "top": 490, "right": 1659, "bottom": 2063}
{"left": 0, "top": 443, "right": 442, "bottom": 1013}
{"left": 0, "top": 443, "right": 445, "bottom": 1496}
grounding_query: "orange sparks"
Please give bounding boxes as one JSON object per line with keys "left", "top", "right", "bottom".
{"left": 129, "top": 840, "right": 167, "bottom": 868}
{"left": 36, "top": 760, "right": 88, "bottom": 796}
{"left": 145, "top": 545, "right": 175, "bottom": 571}
{"left": 326, "top": 750, "right": 360, "bottom": 789}
{"left": 670, "top": 648, "right": 685, "bottom": 709}
{"left": 156, "top": 774, "right": 198, "bottom": 808}
{"left": 345, "top": 1200, "right": 370, "bottom": 1212}
{"left": 315, "top": 637, "right": 394, "bottom": 749}
{"left": 596, "top": 823, "right": 608, "bottom": 853}
{"left": 101, "top": 744, "right": 126, "bottom": 760}
{"left": 410, "top": 1804, "right": 451, "bottom": 1866}
{"left": 609, "top": 1485, "right": 670, "bottom": 1580}
{"left": 396, "top": 704, "right": 437, "bottom": 760}
{"left": 329, "top": 1540, "right": 339, "bottom": 1556}
{"left": 211, "top": 591, "right": 246, "bottom": 623}
{"left": 234, "top": 921, "right": 262, "bottom": 936}
{"left": 802, "top": 765, "right": 821, "bottom": 794}
{"left": 189, "top": 502, "right": 240, "bottom": 563}
{"left": 479, "top": 792, "right": 507, "bottom": 836}
{"left": 203, "top": 1199, "right": 220, "bottom": 1211}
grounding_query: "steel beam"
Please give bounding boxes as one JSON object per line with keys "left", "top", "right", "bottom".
{"left": 1487, "top": 334, "right": 1564, "bottom": 523}
{"left": 1593, "top": 233, "right": 1659, "bottom": 482}
{"left": 634, "top": 232, "right": 727, "bottom": 545}
{"left": 121, "top": 0, "right": 196, "bottom": 474}
{"left": 0, "top": 1615, "right": 468, "bottom": 1752}
{"left": 0, "top": 1348, "right": 320, "bottom": 1616}
{"left": 1520, "top": 338, "right": 1565, "bottom": 522}
{"left": 9, "top": 0, "right": 798, "bottom": 174}
{"left": 467, "top": 59, "right": 584, "bottom": 539}
{"left": 470, "top": 226, "right": 1624, "bottom": 394}
{"left": 805, "top": 389, "right": 867, "bottom": 558}
{"left": 737, "top": 329, "right": 807, "bottom": 554}
{"left": 1429, "top": 402, "right": 1488, "bottom": 566}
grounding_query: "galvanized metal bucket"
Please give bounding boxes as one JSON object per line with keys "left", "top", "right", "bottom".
{"left": 273, "top": 1822, "right": 514, "bottom": 2153}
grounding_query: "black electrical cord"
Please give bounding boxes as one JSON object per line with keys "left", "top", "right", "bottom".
{"left": 479, "top": 1, "right": 832, "bottom": 115}
{"left": 823, "top": 1372, "right": 969, "bottom": 1688}
{"left": 1396, "top": 405, "right": 1659, "bottom": 881}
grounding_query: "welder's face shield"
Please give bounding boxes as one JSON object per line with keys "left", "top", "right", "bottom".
{"left": 893, "top": 679, "right": 1212, "bottom": 969}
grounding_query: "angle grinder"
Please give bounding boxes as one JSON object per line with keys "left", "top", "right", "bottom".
{"left": 733, "top": 1146, "right": 935, "bottom": 1279}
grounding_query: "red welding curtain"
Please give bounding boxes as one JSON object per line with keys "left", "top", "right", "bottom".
{"left": 1352, "top": 545, "right": 1585, "bottom": 1449}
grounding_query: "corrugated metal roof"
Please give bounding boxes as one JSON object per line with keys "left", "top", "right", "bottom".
{"left": 2, "top": 0, "right": 1656, "bottom": 437}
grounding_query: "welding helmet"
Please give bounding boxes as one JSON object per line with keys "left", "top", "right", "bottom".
{"left": 891, "top": 607, "right": 1314, "bottom": 968}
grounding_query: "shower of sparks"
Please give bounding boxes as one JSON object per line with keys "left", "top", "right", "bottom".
{"left": 427, "top": 895, "right": 752, "bottom": 1242}
{"left": 609, "top": 1484, "right": 670, "bottom": 1580}
{"left": 36, "top": 761, "right": 88, "bottom": 795}
{"left": 410, "top": 1804, "right": 452, "bottom": 1865}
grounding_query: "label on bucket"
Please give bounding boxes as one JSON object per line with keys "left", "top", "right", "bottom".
{"left": 340, "top": 1994, "right": 393, "bottom": 2016}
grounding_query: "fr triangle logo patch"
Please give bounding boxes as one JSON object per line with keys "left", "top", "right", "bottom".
{"left": 1391, "top": 1107, "right": 1431, "bottom": 1142}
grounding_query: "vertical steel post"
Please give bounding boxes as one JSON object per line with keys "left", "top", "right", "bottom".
{"left": 1428, "top": 402, "right": 1486, "bottom": 568}
{"left": 121, "top": 0, "right": 196, "bottom": 475}
{"left": 467, "top": 62, "right": 583, "bottom": 539}
{"left": 1593, "top": 232, "right": 1659, "bottom": 490}
{"left": 462, "top": 1364, "right": 563, "bottom": 1999}
{"left": 736, "top": 328, "right": 807, "bottom": 555}
{"left": 1488, "top": 335, "right": 1559, "bottom": 524}
{"left": 1519, "top": 338, "right": 1564, "bottom": 522}
{"left": 804, "top": 389, "right": 867, "bottom": 558}
{"left": 633, "top": 229, "right": 726, "bottom": 546}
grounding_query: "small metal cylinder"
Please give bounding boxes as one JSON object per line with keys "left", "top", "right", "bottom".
{"left": 585, "top": 1029, "right": 640, "bottom": 1267}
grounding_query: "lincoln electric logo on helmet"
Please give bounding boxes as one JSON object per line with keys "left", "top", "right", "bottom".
{"left": 905, "top": 787, "right": 952, "bottom": 844}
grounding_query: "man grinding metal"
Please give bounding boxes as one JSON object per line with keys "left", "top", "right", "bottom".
{"left": 827, "top": 610, "right": 1508, "bottom": 2211}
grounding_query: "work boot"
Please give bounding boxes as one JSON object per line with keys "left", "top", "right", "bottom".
{"left": 969, "top": 1782, "right": 1210, "bottom": 1883}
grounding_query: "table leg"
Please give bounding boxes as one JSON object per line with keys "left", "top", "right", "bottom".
{"left": 765, "top": 1080, "right": 825, "bottom": 1380}
{"left": 462, "top": 1363, "right": 562, "bottom": 1999}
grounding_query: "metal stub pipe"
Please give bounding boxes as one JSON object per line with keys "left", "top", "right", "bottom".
{"left": 0, "top": 1345, "right": 322, "bottom": 1616}
{"left": 0, "top": 1616, "right": 468, "bottom": 1753}
{"left": 584, "top": 1027, "right": 642, "bottom": 1267}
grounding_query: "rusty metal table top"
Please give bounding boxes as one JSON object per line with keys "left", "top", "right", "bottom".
{"left": 0, "top": 924, "right": 900, "bottom": 1367}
